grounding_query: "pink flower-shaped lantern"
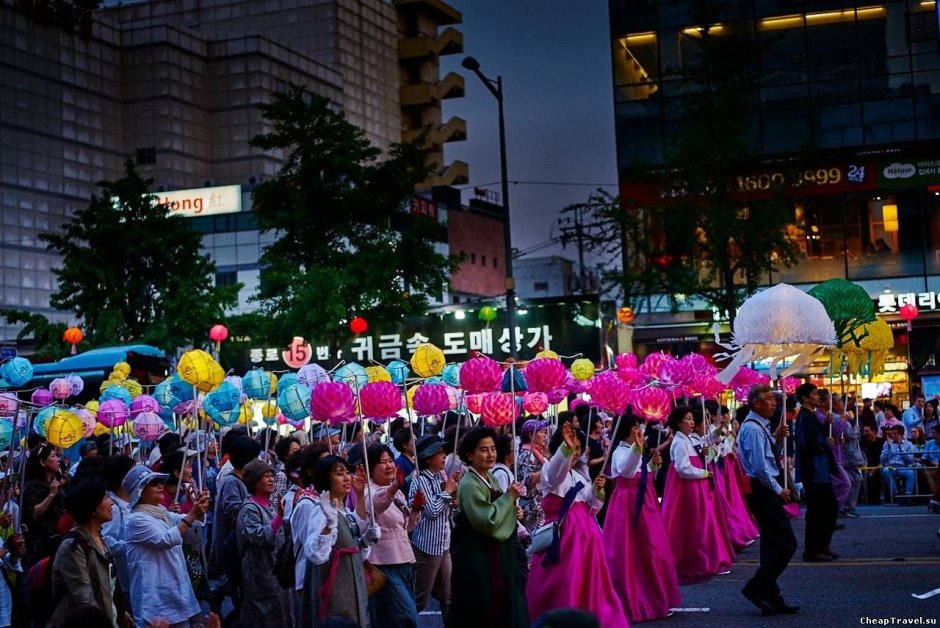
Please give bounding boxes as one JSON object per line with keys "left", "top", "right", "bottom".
{"left": 524, "top": 358, "right": 567, "bottom": 393}
{"left": 359, "top": 381, "right": 402, "bottom": 420}
{"left": 632, "top": 386, "right": 672, "bottom": 422}
{"left": 310, "top": 382, "right": 356, "bottom": 424}
{"left": 459, "top": 357, "right": 503, "bottom": 394}
{"left": 480, "top": 392, "right": 519, "bottom": 427}
{"left": 588, "top": 371, "right": 630, "bottom": 414}
{"left": 522, "top": 392, "right": 549, "bottom": 415}
{"left": 412, "top": 384, "right": 450, "bottom": 416}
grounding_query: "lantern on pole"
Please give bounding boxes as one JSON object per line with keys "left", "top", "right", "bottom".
{"left": 209, "top": 324, "right": 229, "bottom": 357}
{"left": 899, "top": 303, "right": 919, "bottom": 332}
{"left": 349, "top": 316, "right": 368, "bottom": 335}
{"left": 63, "top": 327, "right": 84, "bottom": 355}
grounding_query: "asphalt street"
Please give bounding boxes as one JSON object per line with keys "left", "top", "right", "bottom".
{"left": 418, "top": 504, "right": 940, "bottom": 627}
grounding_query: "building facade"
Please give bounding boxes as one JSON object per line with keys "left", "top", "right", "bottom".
{"left": 610, "top": 0, "right": 940, "bottom": 399}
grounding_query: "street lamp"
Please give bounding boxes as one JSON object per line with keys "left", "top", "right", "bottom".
{"left": 462, "top": 55, "right": 518, "bottom": 357}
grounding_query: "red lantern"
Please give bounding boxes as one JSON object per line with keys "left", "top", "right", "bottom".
{"left": 209, "top": 324, "right": 229, "bottom": 354}
{"left": 63, "top": 327, "right": 84, "bottom": 354}
{"left": 899, "top": 303, "right": 919, "bottom": 331}
{"left": 349, "top": 316, "right": 368, "bottom": 335}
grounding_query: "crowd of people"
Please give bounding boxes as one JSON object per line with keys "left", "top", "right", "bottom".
{"left": 1, "top": 382, "right": 939, "bottom": 628}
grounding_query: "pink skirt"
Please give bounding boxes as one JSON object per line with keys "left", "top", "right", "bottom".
{"left": 715, "top": 456, "right": 759, "bottom": 551}
{"left": 527, "top": 494, "right": 629, "bottom": 628}
{"left": 603, "top": 474, "right": 681, "bottom": 622}
{"left": 661, "top": 460, "right": 734, "bottom": 583}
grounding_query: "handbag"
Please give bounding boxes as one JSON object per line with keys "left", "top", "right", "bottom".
{"left": 362, "top": 559, "right": 386, "bottom": 597}
{"left": 526, "top": 480, "right": 584, "bottom": 561}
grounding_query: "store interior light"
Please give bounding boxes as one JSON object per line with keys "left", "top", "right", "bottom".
{"left": 622, "top": 32, "right": 656, "bottom": 46}
{"left": 882, "top": 204, "right": 898, "bottom": 232}
{"left": 681, "top": 24, "right": 724, "bottom": 37}
{"left": 454, "top": 310, "right": 466, "bottom": 320}
{"left": 759, "top": 5, "right": 885, "bottom": 31}
{"left": 517, "top": 307, "right": 528, "bottom": 316}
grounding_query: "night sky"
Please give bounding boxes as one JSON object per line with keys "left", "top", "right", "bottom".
{"left": 441, "top": 0, "right": 618, "bottom": 262}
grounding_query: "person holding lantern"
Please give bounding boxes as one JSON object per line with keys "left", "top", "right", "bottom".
{"left": 661, "top": 406, "right": 734, "bottom": 583}
{"left": 449, "top": 426, "right": 529, "bottom": 628}
{"left": 22, "top": 443, "right": 66, "bottom": 560}
{"left": 525, "top": 422, "right": 627, "bottom": 627}
{"left": 517, "top": 419, "right": 549, "bottom": 535}
{"left": 604, "top": 413, "right": 680, "bottom": 622}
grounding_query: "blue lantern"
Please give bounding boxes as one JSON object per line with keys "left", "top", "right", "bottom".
{"left": 100, "top": 385, "right": 132, "bottom": 407}
{"left": 0, "top": 419, "right": 12, "bottom": 450}
{"left": 278, "top": 383, "right": 312, "bottom": 421}
{"left": 333, "top": 363, "right": 368, "bottom": 390}
{"left": 0, "top": 357, "right": 33, "bottom": 388}
{"left": 242, "top": 370, "right": 274, "bottom": 400}
{"left": 276, "top": 373, "right": 298, "bottom": 394}
{"left": 387, "top": 360, "right": 410, "bottom": 385}
{"left": 34, "top": 406, "right": 57, "bottom": 437}
{"left": 442, "top": 363, "right": 462, "bottom": 387}
{"left": 501, "top": 366, "right": 527, "bottom": 393}
{"left": 154, "top": 375, "right": 194, "bottom": 409}
{"left": 424, "top": 376, "right": 444, "bottom": 386}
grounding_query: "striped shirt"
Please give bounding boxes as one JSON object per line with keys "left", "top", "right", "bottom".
{"left": 408, "top": 469, "right": 452, "bottom": 556}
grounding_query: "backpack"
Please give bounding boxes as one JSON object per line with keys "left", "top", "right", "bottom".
{"left": 26, "top": 530, "right": 83, "bottom": 626}
{"left": 274, "top": 490, "right": 312, "bottom": 589}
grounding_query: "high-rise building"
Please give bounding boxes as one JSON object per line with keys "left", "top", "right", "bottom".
{"left": 610, "top": 1, "right": 940, "bottom": 398}
{"left": 0, "top": 0, "right": 467, "bottom": 341}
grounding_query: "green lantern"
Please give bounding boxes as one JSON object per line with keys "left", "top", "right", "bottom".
{"left": 478, "top": 306, "right": 498, "bottom": 323}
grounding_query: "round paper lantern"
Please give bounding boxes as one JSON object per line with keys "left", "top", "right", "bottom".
{"left": 478, "top": 306, "right": 498, "bottom": 323}
{"left": 387, "top": 360, "right": 411, "bottom": 385}
{"left": 570, "top": 358, "right": 595, "bottom": 381}
{"left": 224, "top": 375, "right": 243, "bottom": 392}
{"left": 130, "top": 394, "right": 160, "bottom": 416}
{"left": 547, "top": 387, "right": 568, "bottom": 405}
{"left": 177, "top": 349, "right": 224, "bottom": 393}
{"left": 615, "top": 353, "right": 638, "bottom": 370}
{"left": 536, "top": 349, "right": 559, "bottom": 360}
{"left": 276, "top": 373, "right": 298, "bottom": 394}
{"left": 900, "top": 303, "right": 919, "bottom": 332}
{"left": 618, "top": 367, "right": 648, "bottom": 389}
{"left": 67, "top": 374, "right": 84, "bottom": 397}
{"left": 411, "top": 344, "right": 446, "bottom": 378}
{"left": 359, "top": 381, "right": 402, "bottom": 419}
{"left": 333, "top": 363, "right": 369, "bottom": 390}
{"left": 524, "top": 358, "right": 567, "bottom": 393}
{"left": 412, "top": 384, "right": 450, "bottom": 416}
{"left": 204, "top": 381, "right": 241, "bottom": 415}
{"left": 480, "top": 392, "right": 518, "bottom": 427}
{"left": 133, "top": 411, "right": 165, "bottom": 441}
{"left": 523, "top": 392, "right": 549, "bottom": 415}
{"left": 1, "top": 357, "right": 33, "bottom": 388}
{"left": 237, "top": 404, "right": 252, "bottom": 425}
{"left": 75, "top": 408, "right": 96, "bottom": 438}
{"left": 565, "top": 372, "right": 589, "bottom": 394}
{"left": 632, "top": 386, "right": 671, "bottom": 421}
{"left": 442, "top": 363, "right": 462, "bottom": 387}
{"left": 459, "top": 356, "right": 502, "bottom": 394}
{"left": 0, "top": 393, "right": 18, "bottom": 417}
{"left": 34, "top": 406, "right": 57, "bottom": 436}
{"left": 242, "top": 370, "right": 276, "bottom": 400}
{"left": 589, "top": 371, "right": 630, "bottom": 414}
{"left": 617, "top": 307, "right": 634, "bottom": 324}
{"left": 298, "top": 364, "right": 331, "bottom": 389}
{"left": 113, "top": 362, "right": 131, "bottom": 378}
{"left": 349, "top": 316, "right": 368, "bottom": 335}
{"left": 680, "top": 353, "right": 708, "bottom": 374}
{"left": 310, "top": 382, "right": 356, "bottom": 424}
{"left": 0, "top": 420, "right": 12, "bottom": 450}
{"left": 63, "top": 326, "right": 84, "bottom": 346}
{"left": 278, "top": 384, "right": 313, "bottom": 422}
{"left": 154, "top": 375, "right": 194, "bottom": 409}
{"left": 365, "top": 365, "right": 392, "bottom": 383}
{"left": 501, "top": 366, "right": 527, "bottom": 393}
{"left": 49, "top": 378, "right": 72, "bottom": 401}
{"left": 45, "top": 410, "right": 83, "bottom": 449}
{"left": 209, "top": 324, "right": 229, "bottom": 343}
{"left": 31, "top": 388, "right": 53, "bottom": 407}
{"left": 97, "top": 399, "right": 129, "bottom": 428}
{"left": 466, "top": 393, "right": 484, "bottom": 414}
{"left": 100, "top": 385, "right": 132, "bottom": 407}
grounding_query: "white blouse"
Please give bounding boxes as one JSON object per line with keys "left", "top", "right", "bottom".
{"left": 611, "top": 443, "right": 644, "bottom": 479}
{"left": 540, "top": 446, "right": 602, "bottom": 511}
{"left": 291, "top": 498, "right": 371, "bottom": 591}
{"left": 670, "top": 432, "right": 709, "bottom": 480}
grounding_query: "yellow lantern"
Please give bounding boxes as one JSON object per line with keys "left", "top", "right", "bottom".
{"left": 113, "top": 362, "right": 132, "bottom": 377}
{"left": 617, "top": 307, "right": 634, "bottom": 324}
{"left": 536, "top": 349, "right": 559, "bottom": 360}
{"left": 571, "top": 358, "right": 595, "bottom": 381}
{"left": 406, "top": 384, "right": 419, "bottom": 408}
{"left": 410, "top": 343, "right": 446, "bottom": 378}
{"left": 93, "top": 422, "right": 109, "bottom": 437}
{"left": 366, "top": 365, "right": 392, "bottom": 383}
{"left": 238, "top": 404, "right": 252, "bottom": 424}
{"left": 260, "top": 400, "right": 279, "bottom": 419}
{"left": 85, "top": 400, "right": 99, "bottom": 417}
{"left": 123, "top": 379, "right": 142, "bottom": 398}
{"left": 46, "top": 410, "right": 84, "bottom": 449}
{"left": 177, "top": 349, "right": 224, "bottom": 393}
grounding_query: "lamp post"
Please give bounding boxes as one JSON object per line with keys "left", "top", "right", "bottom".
{"left": 462, "top": 55, "right": 517, "bottom": 357}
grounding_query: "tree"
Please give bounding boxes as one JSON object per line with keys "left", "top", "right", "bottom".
{"left": 248, "top": 85, "right": 459, "bottom": 356}
{"left": 3, "top": 161, "right": 239, "bottom": 352}
{"left": 0, "top": 310, "right": 69, "bottom": 361}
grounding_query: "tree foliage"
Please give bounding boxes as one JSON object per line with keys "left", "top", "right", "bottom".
{"left": 8, "top": 161, "right": 239, "bottom": 352}
{"left": 249, "top": 85, "right": 458, "bottom": 353}
{"left": 0, "top": 309, "right": 69, "bottom": 361}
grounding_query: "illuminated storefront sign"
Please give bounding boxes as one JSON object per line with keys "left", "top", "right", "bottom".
{"left": 149, "top": 185, "right": 242, "bottom": 217}
{"left": 875, "top": 291, "right": 940, "bottom": 313}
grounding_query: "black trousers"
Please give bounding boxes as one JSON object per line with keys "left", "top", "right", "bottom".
{"left": 803, "top": 481, "right": 838, "bottom": 555}
{"left": 745, "top": 481, "right": 797, "bottom": 595}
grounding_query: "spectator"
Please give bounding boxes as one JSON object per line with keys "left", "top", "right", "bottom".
{"left": 51, "top": 479, "right": 127, "bottom": 627}
{"left": 910, "top": 426, "right": 927, "bottom": 450}
{"left": 879, "top": 404, "right": 903, "bottom": 437}
{"left": 125, "top": 464, "right": 210, "bottom": 628}
{"left": 313, "top": 425, "right": 341, "bottom": 453}
{"left": 148, "top": 432, "right": 182, "bottom": 468}
{"left": 22, "top": 443, "right": 66, "bottom": 560}
{"left": 859, "top": 398, "right": 876, "bottom": 432}
{"left": 860, "top": 425, "right": 885, "bottom": 505}
{"left": 922, "top": 425, "right": 940, "bottom": 512}
{"left": 160, "top": 449, "right": 197, "bottom": 513}
{"left": 100, "top": 454, "right": 136, "bottom": 615}
{"left": 585, "top": 414, "right": 606, "bottom": 481}
{"left": 68, "top": 440, "right": 98, "bottom": 476}
{"left": 236, "top": 459, "right": 290, "bottom": 627}
{"left": 902, "top": 395, "right": 925, "bottom": 439}
{"left": 880, "top": 425, "right": 916, "bottom": 501}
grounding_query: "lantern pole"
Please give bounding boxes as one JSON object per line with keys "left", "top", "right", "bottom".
{"left": 352, "top": 379, "right": 375, "bottom": 526}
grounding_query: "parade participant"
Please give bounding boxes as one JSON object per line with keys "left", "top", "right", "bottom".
{"left": 408, "top": 435, "right": 459, "bottom": 621}
{"left": 274, "top": 436, "right": 301, "bottom": 504}
{"left": 738, "top": 385, "right": 799, "bottom": 616}
{"left": 526, "top": 422, "right": 627, "bottom": 627}
{"left": 210, "top": 436, "right": 261, "bottom": 582}
{"left": 100, "top": 454, "right": 136, "bottom": 615}
{"left": 50, "top": 479, "right": 127, "bottom": 627}
{"left": 841, "top": 406, "right": 866, "bottom": 518}
{"left": 22, "top": 443, "right": 66, "bottom": 560}
{"left": 517, "top": 419, "right": 549, "bottom": 534}
{"left": 794, "top": 383, "right": 839, "bottom": 562}
{"left": 236, "top": 460, "right": 290, "bottom": 627}
{"left": 392, "top": 429, "right": 416, "bottom": 486}
{"left": 159, "top": 449, "right": 196, "bottom": 514}
{"left": 661, "top": 406, "right": 734, "bottom": 582}
{"left": 828, "top": 396, "right": 852, "bottom": 514}
{"left": 358, "top": 443, "right": 421, "bottom": 628}
{"left": 707, "top": 402, "right": 758, "bottom": 552}
{"left": 449, "top": 426, "right": 528, "bottom": 628}
{"left": 125, "top": 464, "right": 210, "bottom": 628}
{"left": 604, "top": 413, "right": 680, "bottom": 622}
{"left": 297, "top": 455, "right": 378, "bottom": 627}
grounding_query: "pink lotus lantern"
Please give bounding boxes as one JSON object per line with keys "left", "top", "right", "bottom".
{"left": 75, "top": 408, "right": 96, "bottom": 438}
{"left": 564, "top": 373, "right": 590, "bottom": 394}
{"left": 412, "top": 384, "right": 450, "bottom": 416}
{"left": 97, "top": 399, "right": 129, "bottom": 428}
{"left": 680, "top": 353, "right": 708, "bottom": 373}
{"left": 0, "top": 393, "right": 18, "bottom": 417}
{"left": 779, "top": 376, "right": 799, "bottom": 394}
{"left": 31, "top": 388, "right": 53, "bottom": 407}
{"left": 133, "top": 411, "right": 165, "bottom": 441}
{"left": 466, "top": 393, "right": 484, "bottom": 414}
{"left": 359, "top": 381, "right": 402, "bottom": 420}
{"left": 658, "top": 358, "right": 695, "bottom": 389}
{"left": 459, "top": 357, "right": 503, "bottom": 394}
{"left": 524, "top": 358, "right": 567, "bottom": 393}
{"left": 589, "top": 372, "right": 630, "bottom": 414}
{"left": 617, "top": 367, "right": 648, "bottom": 389}
{"left": 632, "top": 386, "right": 672, "bottom": 421}
{"left": 522, "top": 392, "right": 549, "bottom": 415}
{"left": 49, "top": 378, "right": 72, "bottom": 400}
{"left": 615, "top": 353, "right": 638, "bottom": 370}
{"left": 640, "top": 352, "right": 671, "bottom": 380}
{"left": 310, "top": 382, "right": 356, "bottom": 423}
{"left": 480, "top": 392, "right": 518, "bottom": 427}
{"left": 569, "top": 398, "right": 589, "bottom": 414}
{"left": 547, "top": 387, "right": 568, "bottom": 405}
{"left": 130, "top": 394, "right": 160, "bottom": 416}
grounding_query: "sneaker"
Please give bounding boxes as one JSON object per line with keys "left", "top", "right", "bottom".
{"left": 717, "top": 569, "right": 732, "bottom": 575}
{"left": 841, "top": 508, "right": 860, "bottom": 519}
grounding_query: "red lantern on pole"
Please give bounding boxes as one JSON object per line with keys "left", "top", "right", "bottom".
{"left": 899, "top": 303, "right": 919, "bottom": 331}
{"left": 63, "top": 327, "right": 84, "bottom": 355}
{"left": 349, "top": 316, "right": 368, "bottom": 335}
{"left": 209, "top": 324, "right": 229, "bottom": 354}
